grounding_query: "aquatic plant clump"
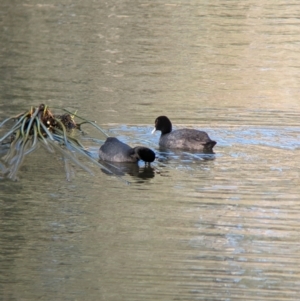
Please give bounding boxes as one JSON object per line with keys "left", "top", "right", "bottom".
{"left": 0, "top": 104, "right": 112, "bottom": 181}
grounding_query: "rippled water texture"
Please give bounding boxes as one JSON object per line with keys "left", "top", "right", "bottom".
{"left": 1, "top": 1, "right": 300, "bottom": 301}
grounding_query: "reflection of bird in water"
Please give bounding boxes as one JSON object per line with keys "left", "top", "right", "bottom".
{"left": 99, "top": 137, "right": 155, "bottom": 163}
{"left": 99, "top": 161, "right": 155, "bottom": 180}
{"left": 130, "top": 165, "right": 155, "bottom": 180}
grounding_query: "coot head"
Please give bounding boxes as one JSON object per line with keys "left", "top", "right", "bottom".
{"left": 133, "top": 147, "right": 156, "bottom": 163}
{"left": 152, "top": 116, "right": 172, "bottom": 135}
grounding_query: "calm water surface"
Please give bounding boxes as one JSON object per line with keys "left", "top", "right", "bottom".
{"left": 1, "top": 1, "right": 300, "bottom": 300}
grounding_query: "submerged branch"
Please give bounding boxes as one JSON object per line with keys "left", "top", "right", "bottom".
{"left": 0, "top": 103, "right": 127, "bottom": 182}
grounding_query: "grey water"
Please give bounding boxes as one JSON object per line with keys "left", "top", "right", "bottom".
{"left": 1, "top": 1, "right": 300, "bottom": 300}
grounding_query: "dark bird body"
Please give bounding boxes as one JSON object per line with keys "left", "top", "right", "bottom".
{"left": 99, "top": 137, "right": 155, "bottom": 163}
{"left": 152, "top": 116, "right": 216, "bottom": 153}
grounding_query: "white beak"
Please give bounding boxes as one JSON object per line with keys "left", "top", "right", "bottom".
{"left": 151, "top": 127, "right": 156, "bottom": 134}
